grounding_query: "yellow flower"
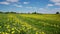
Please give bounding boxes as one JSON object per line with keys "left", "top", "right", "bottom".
{"left": 0, "top": 32, "right": 1, "bottom": 33}
{"left": 8, "top": 29, "right": 10, "bottom": 32}
{"left": 33, "top": 28, "right": 37, "bottom": 30}
{"left": 40, "top": 32, "right": 45, "bottom": 34}
{"left": 12, "top": 28, "right": 15, "bottom": 30}
{"left": 2, "top": 32, "right": 4, "bottom": 34}
{"left": 0, "top": 26, "right": 1, "bottom": 28}
{"left": 6, "top": 25, "right": 10, "bottom": 28}
{"left": 5, "top": 32, "right": 9, "bottom": 34}
{"left": 36, "top": 31, "right": 38, "bottom": 34}
{"left": 11, "top": 31, "right": 15, "bottom": 34}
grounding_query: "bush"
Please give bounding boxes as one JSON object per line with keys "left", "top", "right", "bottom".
{"left": 32, "top": 12, "right": 37, "bottom": 14}
{"left": 56, "top": 12, "right": 59, "bottom": 14}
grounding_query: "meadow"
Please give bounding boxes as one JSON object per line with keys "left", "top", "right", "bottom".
{"left": 0, "top": 14, "right": 60, "bottom": 34}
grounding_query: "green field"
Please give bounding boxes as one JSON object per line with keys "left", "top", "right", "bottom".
{"left": 0, "top": 14, "right": 60, "bottom": 34}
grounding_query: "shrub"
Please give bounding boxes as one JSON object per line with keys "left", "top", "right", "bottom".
{"left": 56, "top": 12, "right": 59, "bottom": 14}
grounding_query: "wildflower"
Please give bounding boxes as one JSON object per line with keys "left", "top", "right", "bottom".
{"left": 12, "top": 28, "right": 15, "bottom": 30}
{"left": 0, "top": 32, "right": 1, "bottom": 33}
{"left": 40, "top": 31, "right": 45, "bottom": 34}
{"left": 5, "top": 32, "right": 9, "bottom": 34}
{"left": 6, "top": 25, "right": 10, "bottom": 28}
{"left": 11, "top": 31, "right": 15, "bottom": 34}
{"left": 8, "top": 29, "right": 10, "bottom": 32}
{"left": 36, "top": 31, "right": 38, "bottom": 34}
{"left": 0, "top": 26, "right": 1, "bottom": 28}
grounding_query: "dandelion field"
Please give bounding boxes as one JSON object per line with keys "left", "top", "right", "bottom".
{"left": 0, "top": 14, "right": 60, "bottom": 34}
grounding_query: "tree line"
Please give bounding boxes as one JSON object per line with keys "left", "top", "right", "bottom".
{"left": 0, "top": 11, "right": 60, "bottom": 14}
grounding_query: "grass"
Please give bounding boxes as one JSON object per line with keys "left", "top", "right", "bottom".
{"left": 0, "top": 14, "right": 60, "bottom": 34}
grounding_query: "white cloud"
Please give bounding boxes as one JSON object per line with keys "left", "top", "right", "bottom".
{"left": 39, "top": 8, "right": 48, "bottom": 11}
{"left": 55, "top": 3, "right": 60, "bottom": 6}
{"left": 47, "top": 4, "right": 54, "bottom": 6}
{"left": 39, "top": 8, "right": 44, "bottom": 10}
{"left": 50, "top": 8, "right": 60, "bottom": 13}
{"left": 0, "top": 0, "right": 19, "bottom": 5}
{"left": 23, "top": 2, "right": 29, "bottom": 4}
{"left": 50, "top": 0, "right": 60, "bottom": 3}
{"left": 0, "top": 2, "right": 10, "bottom": 5}
{"left": 16, "top": 5, "right": 22, "bottom": 8}
{"left": 13, "top": 4, "right": 23, "bottom": 8}
{"left": 38, "top": 8, "right": 60, "bottom": 14}
{"left": 6, "top": 0, "right": 19, "bottom": 2}
{"left": 50, "top": 0, "right": 60, "bottom": 6}
{"left": 38, "top": 8, "right": 49, "bottom": 13}
{"left": 26, "top": 7, "right": 33, "bottom": 8}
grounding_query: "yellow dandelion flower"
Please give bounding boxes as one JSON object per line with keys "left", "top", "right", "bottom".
{"left": 0, "top": 26, "right": 1, "bottom": 28}
{"left": 33, "top": 28, "right": 37, "bottom": 30}
{"left": 11, "top": 31, "right": 15, "bottom": 34}
{"left": 6, "top": 25, "right": 10, "bottom": 28}
{"left": 0, "top": 32, "right": 1, "bottom": 33}
{"left": 12, "top": 28, "right": 15, "bottom": 30}
{"left": 8, "top": 29, "right": 10, "bottom": 32}
{"left": 5, "top": 32, "right": 9, "bottom": 34}
{"left": 2, "top": 32, "right": 4, "bottom": 34}
{"left": 36, "top": 31, "right": 38, "bottom": 34}
{"left": 40, "top": 31, "right": 45, "bottom": 34}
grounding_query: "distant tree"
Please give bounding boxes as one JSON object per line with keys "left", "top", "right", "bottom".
{"left": 4, "top": 11, "right": 16, "bottom": 14}
{"left": 27, "top": 12, "right": 32, "bottom": 14}
{"left": 5, "top": 12, "right": 9, "bottom": 14}
{"left": 0, "top": 11, "right": 3, "bottom": 13}
{"left": 56, "top": 12, "right": 59, "bottom": 14}
{"left": 32, "top": 12, "right": 37, "bottom": 14}
{"left": 10, "top": 12, "right": 16, "bottom": 14}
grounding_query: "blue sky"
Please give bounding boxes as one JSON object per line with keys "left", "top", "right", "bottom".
{"left": 0, "top": 0, "right": 60, "bottom": 14}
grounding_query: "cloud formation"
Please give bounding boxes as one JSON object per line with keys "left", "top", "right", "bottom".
{"left": 38, "top": 8, "right": 60, "bottom": 14}
{"left": 54, "top": 3, "right": 60, "bottom": 6}
{"left": 15, "top": 5, "right": 23, "bottom": 8}
{"left": 0, "top": 2, "right": 10, "bottom": 5}
{"left": 6, "top": 0, "right": 19, "bottom": 2}
{"left": 26, "top": 7, "right": 33, "bottom": 8}
{"left": 0, "top": 0, "right": 19, "bottom": 5}
{"left": 13, "top": 4, "right": 23, "bottom": 8}
{"left": 23, "top": 2, "right": 29, "bottom": 4}
{"left": 50, "top": 0, "right": 60, "bottom": 3}
{"left": 0, "top": 0, "right": 29, "bottom": 7}
{"left": 47, "top": 4, "right": 54, "bottom": 6}
{"left": 50, "top": 0, "right": 60, "bottom": 6}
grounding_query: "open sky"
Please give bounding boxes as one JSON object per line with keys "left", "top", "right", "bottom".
{"left": 0, "top": 0, "right": 60, "bottom": 14}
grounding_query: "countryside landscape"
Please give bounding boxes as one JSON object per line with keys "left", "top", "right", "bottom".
{"left": 0, "top": 0, "right": 60, "bottom": 34}
{"left": 0, "top": 12, "right": 60, "bottom": 34}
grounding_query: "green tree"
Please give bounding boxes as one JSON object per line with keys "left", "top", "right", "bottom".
{"left": 0, "top": 11, "right": 3, "bottom": 13}
{"left": 56, "top": 12, "right": 59, "bottom": 14}
{"left": 32, "top": 12, "right": 37, "bottom": 14}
